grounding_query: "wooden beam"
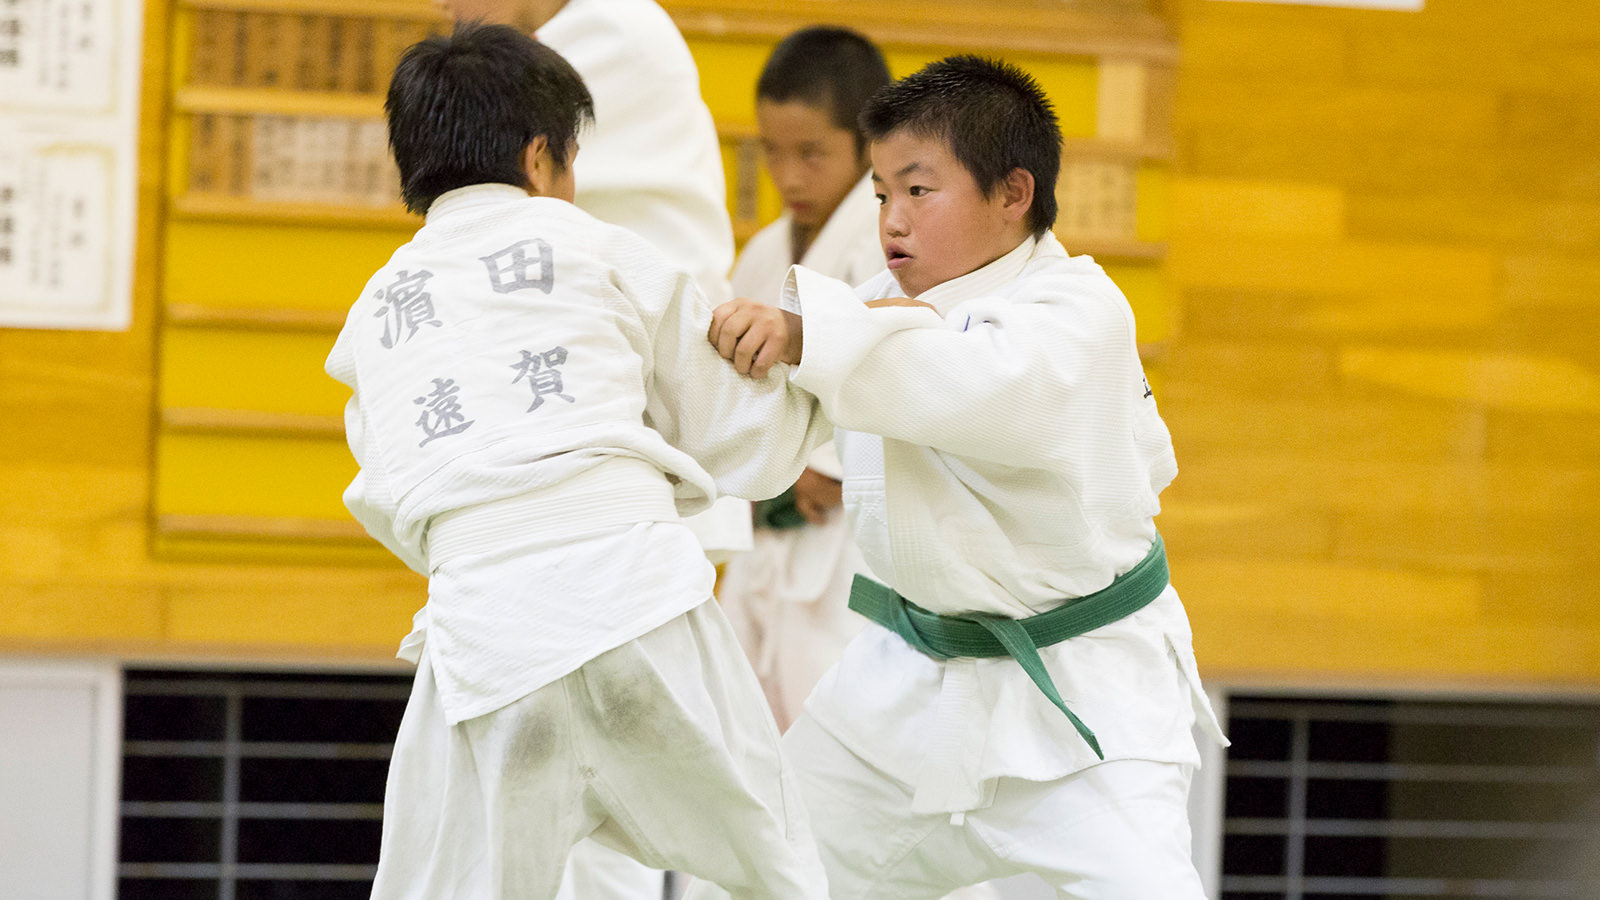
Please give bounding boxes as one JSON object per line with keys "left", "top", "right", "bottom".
{"left": 177, "top": 0, "right": 1176, "bottom": 61}
{"left": 158, "top": 513, "right": 372, "bottom": 542}
{"left": 171, "top": 193, "right": 419, "bottom": 228}
{"left": 164, "top": 304, "right": 348, "bottom": 332}
{"left": 666, "top": 0, "right": 1177, "bottom": 61}
{"left": 176, "top": 84, "right": 385, "bottom": 118}
{"left": 161, "top": 408, "right": 346, "bottom": 438}
{"left": 1062, "top": 136, "right": 1175, "bottom": 163}
{"left": 181, "top": 0, "right": 446, "bottom": 23}
{"left": 1057, "top": 238, "right": 1168, "bottom": 261}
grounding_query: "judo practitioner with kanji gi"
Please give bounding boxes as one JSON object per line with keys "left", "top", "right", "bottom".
{"left": 328, "top": 24, "right": 833, "bottom": 900}
{"left": 422, "top": 3, "right": 755, "bottom": 894}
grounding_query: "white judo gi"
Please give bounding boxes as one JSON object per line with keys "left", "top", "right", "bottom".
{"left": 540, "top": 5, "right": 747, "bottom": 893}
{"left": 694, "top": 233, "right": 1229, "bottom": 900}
{"left": 718, "top": 175, "right": 881, "bottom": 729}
{"left": 540, "top": 0, "right": 752, "bottom": 570}
{"left": 327, "top": 184, "right": 832, "bottom": 900}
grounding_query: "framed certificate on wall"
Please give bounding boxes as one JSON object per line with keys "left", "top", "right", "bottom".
{"left": 0, "top": 0, "right": 143, "bottom": 330}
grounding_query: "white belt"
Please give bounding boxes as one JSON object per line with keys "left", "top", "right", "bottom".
{"left": 425, "top": 456, "right": 681, "bottom": 567}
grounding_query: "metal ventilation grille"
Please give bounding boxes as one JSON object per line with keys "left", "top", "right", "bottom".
{"left": 118, "top": 670, "right": 411, "bottom": 900}
{"left": 1220, "top": 696, "right": 1600, "bottom": 900}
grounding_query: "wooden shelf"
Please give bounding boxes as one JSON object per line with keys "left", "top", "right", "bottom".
{"left": 718, "top": 121, "right": 757, "bottom": 142}
{"left": 172, "top": 193, "right": 419, "bottom": 228}
{"left": 1062, "top": 137, "right": 1174, "bottom": 164}
{"left": 732, "top": 218, "right": 766, "bottom": 244}
{"left": 182, "top": 0, "right": 445, "bottom": 22}
{"left": 668, "top": 0, "right": 1177, "bottom": 62}
{"left": 177, "top": 0, "right": 1175, "bottom": 62}
{"left": 179, "top": 87, "right": 763, "bottom": 143}
{"left": 158, "top": 513, "right": 372, "bottom": 543}
{"left": 1059, "top": 237, "right": 1167, "bottom": 262}
{"left": 162, "top": 408, "right": 345, "bottom": 438}
{"left": 177, "top": 85, "right": 385, "bottom": 119}
{"left": 165, "top": 303, "right": 348, "bottom": 332}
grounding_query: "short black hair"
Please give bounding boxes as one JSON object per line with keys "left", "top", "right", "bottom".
{"left": 861, "top": 55, "right": 1061, "bottom": 236}
{"left": 386, "top": 22, "right": 594, "bottom": 215}
{"left": 756, "top": 26, "right": 892, "bottom": 153}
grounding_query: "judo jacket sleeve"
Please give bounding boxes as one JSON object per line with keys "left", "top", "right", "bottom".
{"left": 620, "top": 232, "right": 832, "bottom": 504}
{"left": 785, "top": 264, "right": 1157, "bottom": 472}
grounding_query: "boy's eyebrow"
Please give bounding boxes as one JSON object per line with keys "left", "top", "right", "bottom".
{"left": 869, "top": 161, "right": 927, "bottom": 184}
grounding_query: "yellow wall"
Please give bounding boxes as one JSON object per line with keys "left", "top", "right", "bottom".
{"left": 4, "top": 0, "right": 1597, "bottom": 688}
{"left": 1160, "top": 0, "right": 1600, "bottom": 685}
{"left": 3, "top": 1, "right": 1153, "bottom": 664}
{"left": 0, "top": 0, "right": 426, "bottom": 663}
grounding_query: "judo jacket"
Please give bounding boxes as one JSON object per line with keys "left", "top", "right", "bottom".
{"left": 327, "top": 185, "right": 828, "bottom": 721}
{"left": 784, "top": 234, "right": 1227, "bottom": 812}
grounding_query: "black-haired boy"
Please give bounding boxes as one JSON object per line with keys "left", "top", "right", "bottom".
{"left": 328, "top": 24, "right": 831, "bottom": 900}
{"left": 707, "top": 55, "right": 1228, "bottom": 899}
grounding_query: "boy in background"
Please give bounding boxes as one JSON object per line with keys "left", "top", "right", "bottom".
{"left": 706, "top": 55, "right": 1227, "bottom": 899}
{"left": 330, "top": 24, "right": 831, "bottom": 900}
{"left": 719, "top": 25, "right": 889, "bottom": 732}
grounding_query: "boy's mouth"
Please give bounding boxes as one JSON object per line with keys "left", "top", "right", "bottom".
{"left": 885, "top": 244, "right": 912, "bottom": 269}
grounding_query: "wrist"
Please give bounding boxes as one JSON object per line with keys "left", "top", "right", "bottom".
{"left": 782, "top": 309, "right": 804, "bottom": 365}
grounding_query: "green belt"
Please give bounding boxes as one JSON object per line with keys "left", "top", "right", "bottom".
{"left": 846, "top": 535, "right": 1169, "bottom": 760}
{"left": 752, "top": 486, "right": 807, "bottom": 531}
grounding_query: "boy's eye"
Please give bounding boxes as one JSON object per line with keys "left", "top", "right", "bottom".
{"left": 908, "top": 185, "right": 930, "bottom": 197}
{"left": 874, "top": 193, "right": 886, "bottom": 205}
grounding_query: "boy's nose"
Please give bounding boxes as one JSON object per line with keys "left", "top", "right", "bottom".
{"left": 881, "top": 204, "right": 907, "bottom": 238}
{"left": 774, "top": 166, "right": 806, "bottom": 197}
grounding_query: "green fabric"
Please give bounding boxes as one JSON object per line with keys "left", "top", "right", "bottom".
{"left": 847, "top": 535, "right": 1169, "bottom": 760}
{"left": 752, "top": 486, "right": 808, "bottom": 531}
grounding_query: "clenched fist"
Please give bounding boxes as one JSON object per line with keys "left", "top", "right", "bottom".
{"left": 708, "top": 298, "right": 804, "bottom": 379}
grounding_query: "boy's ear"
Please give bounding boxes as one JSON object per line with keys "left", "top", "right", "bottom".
{"left": 521, "top": 136, "right": 552, "bottom": 194}
{"left": 999, "top": 167, "right": 1036, "bottom": 225}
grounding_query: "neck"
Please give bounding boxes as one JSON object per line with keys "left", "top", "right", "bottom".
{"left": 520, "top": 0, "right": 570, "bottom": 31}
{"left": 790, "top": 222, "right": 817, "bottom": 262}
{"left": 788, "top": 172, "right": 866, "bottom": 263}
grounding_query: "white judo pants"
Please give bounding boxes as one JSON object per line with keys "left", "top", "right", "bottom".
{"left": 370, "top": 600, "right": 830, "bottom": 900}
{"left": 777, "top": 714, "right": 1206, "bottom": 900}
{"left": 554, "top": 843, "right": 663, "bottom": 900}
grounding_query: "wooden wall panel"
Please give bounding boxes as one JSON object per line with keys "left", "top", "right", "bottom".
{"left": 1158, "top": 506, "right": 1336, "bottom": 561}
{"left": 2, "top": 0, "right": 1591, "bottom": 688}
{"left": 1179, "top": 83, "right": 1502, "bottom": 143}
{"left": 0, "top": 586, "right": 167, "bottom": 644}
{"left": 156, "top": 433, "right": 356, "bottom": 520}
{"left": 148, "top": 0, "right": 1176, "bottom": 570}
{"left": 1169, "top": 178, "right": 1345, "bottom": 240}
{"left": 1162, "top": 394, "right": 1487, "bottom": 463}
{"left": 164, "top": 219, "right": 410, "bottom": 310}
{"left": 160, "top": 328, "right": 348, "bottom": 414}
{"left": 1348, "top": 195, "right": 1600, "bottom": 251}
{"left": 0, "top": 0, "right": 1175, "bottom": 661}
{"left": 1180, "top": 20, "right": 1345, "bottom": 82}
{"left": 1166, "top": 0, "right": 1600, "bottom": 687}
{"left": 165, "top": 581, "right": 423, "bottom": 648}
{"left": 1101, "top": 262, "right": 1168, "bottom": 345}
{"left": 682, "top": 37, "right": 770, "bottom": 126}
